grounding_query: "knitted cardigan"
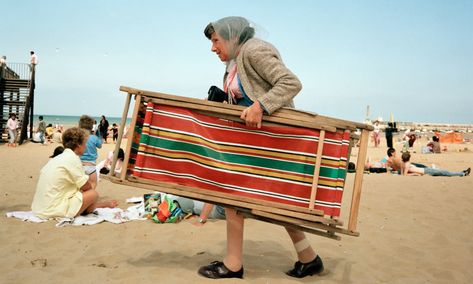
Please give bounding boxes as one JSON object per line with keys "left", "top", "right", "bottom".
{"left": 235, "top": 38, "right": 302, "bottom": 114}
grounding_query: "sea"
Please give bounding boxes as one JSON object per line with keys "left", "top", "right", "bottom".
{"left": 32, "top": 114, "right": 132, "bottom": 127}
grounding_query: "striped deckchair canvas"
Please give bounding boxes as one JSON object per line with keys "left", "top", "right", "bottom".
{"left": 131, "top": 102, "right": 350, "bottom": 217}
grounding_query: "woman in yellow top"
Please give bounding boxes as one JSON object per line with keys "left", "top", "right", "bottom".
{"left": 31, "top": 127, "right": 118, "bottom": 218}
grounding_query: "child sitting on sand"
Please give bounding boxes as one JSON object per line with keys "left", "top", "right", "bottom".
{"left": 78, "top": 115, "right": 103, "bottom": 187}
{"left": 31, "top": 127, "right": 118, "bottom": 219}
{"left": 97, "top": 148, "right": 125, "bottom": 177}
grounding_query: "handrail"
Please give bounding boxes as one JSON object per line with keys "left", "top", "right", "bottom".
{"left": 1, "top": 63, "right": 32, "bottom": 80}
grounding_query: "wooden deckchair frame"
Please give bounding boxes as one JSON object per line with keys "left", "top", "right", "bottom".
{"left": 108, "top": 86, "right": 372, "bottom": 240}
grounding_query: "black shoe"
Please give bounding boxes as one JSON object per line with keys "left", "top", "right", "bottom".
{"left": 286, "top": 255, "right": 324, "bottom": 278}
{"left": 464, "top": 167, "right": 471, "bottom": 176}
{"left": 198, "top": 261, "right": 244, "bottom": 279}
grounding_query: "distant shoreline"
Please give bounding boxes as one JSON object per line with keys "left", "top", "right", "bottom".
{"left": 31, "top": 114, "right": 132, "bottom": 127}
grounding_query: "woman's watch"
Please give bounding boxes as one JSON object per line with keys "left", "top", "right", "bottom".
{"left": 198, "top": 217, "right": 206, "bottom": 224}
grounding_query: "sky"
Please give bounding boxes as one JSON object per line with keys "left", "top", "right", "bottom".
{"left": 2, "top": 0, "right": 472, "bottom": 124}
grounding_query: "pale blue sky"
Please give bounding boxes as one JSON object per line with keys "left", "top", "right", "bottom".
{"left": 2, "top": 0, "right": 472, "bottom": 123}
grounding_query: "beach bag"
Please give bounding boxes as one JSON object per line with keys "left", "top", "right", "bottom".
{"left": 144, "top": 193, "right": 184, "bottom": 224}
{"left": 207, "top": 85, "right": 228, "bottom": 103}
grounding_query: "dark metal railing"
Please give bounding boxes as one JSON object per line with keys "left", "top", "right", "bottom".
{"left": 1, "top": 63, "right": 32, "bottom": 80}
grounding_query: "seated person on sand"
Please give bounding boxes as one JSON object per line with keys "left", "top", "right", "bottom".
{"left": 423, "top": 136, "right": 441, "bottom": 154}
{"left": 401, "top": 151, "right": 470, "bottom": 177}
{"left": 51, "top": 129, "right": 62, "bottom": 144}
{"left": 45, "top": 124, "right": 55, "bottom": 141}
{"left": 31, "top": 127, "right": 118, "bottom": 219}
{"left": 97, "top": 148, "right": 125, "bottom": 176}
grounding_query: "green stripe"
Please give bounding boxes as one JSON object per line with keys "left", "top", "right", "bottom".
{"left": 319, "top": 167, "right": 347, "bottom": 181}
{"left": 141, "top": 134, "right": 315, "bottom": 175}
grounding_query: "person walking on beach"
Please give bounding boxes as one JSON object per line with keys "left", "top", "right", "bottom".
{"left": 385, "top": 122, "right": 397, "bottom": 149}
{"left": 37, "top": 116, "right": 47, "bottom": 144}
{"left": 31, "top": 127, "right": 118, "bottom": 219}
{"left": 111, "top": 123, "right": 119, "bottom": 143}
{"left": 197, "top": 16, "right": 323, "bottom": 279}
{"left": 99, "top": 115, "right": 109, "bottom": 143}
{"left": 372, "top": 120, "right": 381, "bottom": 147}
{"left": 92, "top": 120, "right": 98, "bottom": 135}
{"left": 6, "top": 113, "right": 18, "bottom": 147}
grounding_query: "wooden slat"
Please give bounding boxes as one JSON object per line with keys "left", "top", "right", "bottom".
{"left": 120, "top": 94, "right": 142, "bottom": 181}
{"left": 111, "top": 93, "right": 132, "bottom": 175}
{"left": 309, "top": 130, "right": 325, "bottom": 210}
{"left": 251, "top": 209, "right": 358, "bottom": 237}
{"left": 347, "top": 129, "right": 370, "bottom": 232}
{"left": 148, "top": 97, "right": 337, "bottom": 132}
{"left": 119, "top": 86, "right": 374, "bottom": 131}
{"left": 241, "top": 211, "right": 341, "bottom": 240}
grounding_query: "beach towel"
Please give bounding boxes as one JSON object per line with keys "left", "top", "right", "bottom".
{"left": 6, "top": 204, "right": 146, "bottom": 227}
{"left": 6, "top": 211, "right": 48, "bottom": 223}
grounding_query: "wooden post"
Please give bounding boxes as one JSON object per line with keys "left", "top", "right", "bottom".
{"left": 120, "top": 94, "right": 142, "bottom": 181}
{"left": 111, "top": 92, "right": 132, "bottom": 176}
{"left": 347, "top": 129, "right": 370, "bottom": 232}
{"left": 309, "top": 130, "right": 325, "bottom": 210}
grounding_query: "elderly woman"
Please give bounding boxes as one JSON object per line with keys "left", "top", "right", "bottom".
{"left": 198, "top": 16, "right": 324, "bottom": 279}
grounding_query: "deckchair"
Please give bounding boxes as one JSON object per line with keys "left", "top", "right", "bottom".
{"left": 107, "top": 86, "right": 373, "bottom": 240}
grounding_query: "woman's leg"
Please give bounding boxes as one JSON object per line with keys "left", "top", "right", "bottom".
{"left": 285, "top": 227, "right": 316, "bottom": 263}
{"left": 285, "top": 227, "right": 324, "bottom": 278}
{"left": 8, "top": 129, "right": 13, "bottom": 145}
{"left": 223, "top": 208, "right": 244, "bottom": 271}
{"left": 76, "top": 189, "right": 118, "bottom": 216}
{"left": 77, "top": 189, "right": 98, "bottom": 215}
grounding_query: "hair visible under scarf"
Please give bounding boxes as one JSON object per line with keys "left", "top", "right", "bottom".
{"left": 204, "top": 16, "right": 255, "bottom": 61}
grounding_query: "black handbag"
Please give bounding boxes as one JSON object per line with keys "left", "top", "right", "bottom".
{"left": 207, "top": 85, "right": 228, "bottom": 102}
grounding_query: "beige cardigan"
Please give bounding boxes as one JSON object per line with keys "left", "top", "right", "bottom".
{"left": 234, "top": 38, "right": 302, "bottom": 114}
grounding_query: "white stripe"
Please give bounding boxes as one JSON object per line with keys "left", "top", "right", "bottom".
{"left": 137, "top": 151, "right": 313, "bottom": 187}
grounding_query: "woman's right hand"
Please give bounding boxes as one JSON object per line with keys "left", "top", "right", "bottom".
{"left": 240, "top": 101, "right": 263, "bottom": 128}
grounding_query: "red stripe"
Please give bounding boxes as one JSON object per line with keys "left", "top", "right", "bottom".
{"left": 134, "top": 155, "right": 312, "bottom": 198}
{"left": 148, "top": 104, "right": 318, "bottom": 154}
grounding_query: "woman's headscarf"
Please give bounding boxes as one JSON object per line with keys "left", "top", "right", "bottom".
{"left": 204, "top": 16, "right": 255, "bottom": 62}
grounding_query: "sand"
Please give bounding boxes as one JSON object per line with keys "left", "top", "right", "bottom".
{"left": 1, "top": 137, "right": 472, "bottom": 284}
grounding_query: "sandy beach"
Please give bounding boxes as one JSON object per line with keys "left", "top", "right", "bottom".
{"left": 1, "top": 136, "right": 472, "bottom": 284}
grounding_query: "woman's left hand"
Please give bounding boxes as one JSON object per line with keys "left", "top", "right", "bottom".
{"left": 241, "top": 101, "right": 263, "bottom": 129}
